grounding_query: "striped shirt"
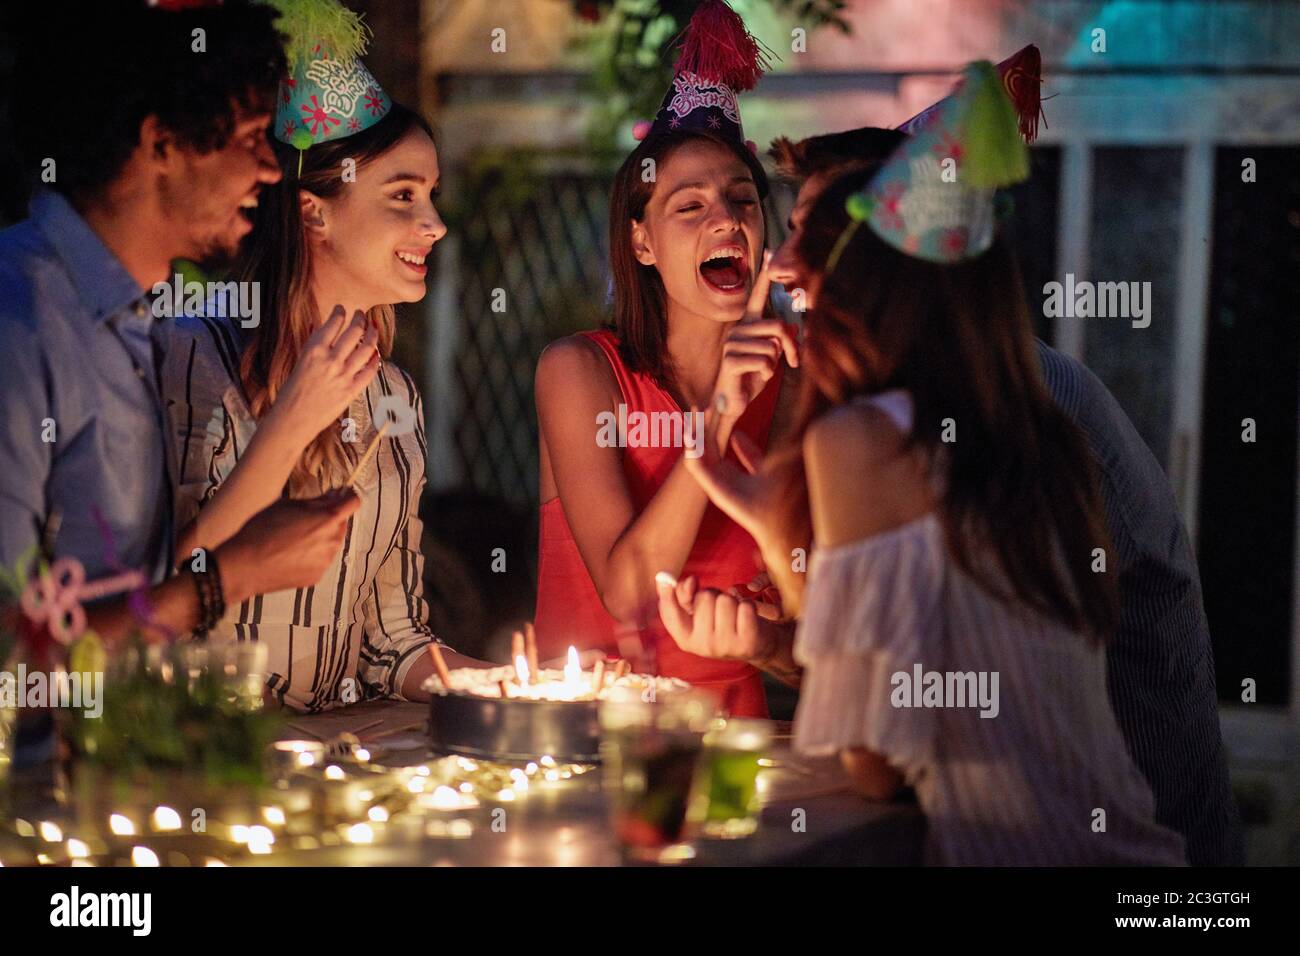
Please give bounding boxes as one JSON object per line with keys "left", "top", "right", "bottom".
{"left": 162, "top": 314, "right": 438, "bottom": 712}
{"left": 794, "top": 391, "right": 1187, "bottom": 866}
{"left": 1036, "top": 341, "right": 1242, "bottom": 866}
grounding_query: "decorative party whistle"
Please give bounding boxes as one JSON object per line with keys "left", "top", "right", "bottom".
{"left": 20, "top": 557, "right": 146, "bottom": 644}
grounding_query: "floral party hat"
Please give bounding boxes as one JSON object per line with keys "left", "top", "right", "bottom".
{"left": 265, "top": 0, "right": 391, "bottom": 165}
{"left": 829, "top": 60, "right": 1031, "bottom": 268}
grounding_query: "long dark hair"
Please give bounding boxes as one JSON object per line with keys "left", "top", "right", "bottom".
{"left": 794, "top": 168, "right": 1119, "bottom": 641}
{"left": 234, "top": 102, "right": 433, "bottom": 494}
{"left": 608, "top": 130, "right": 769, "bottom": 390}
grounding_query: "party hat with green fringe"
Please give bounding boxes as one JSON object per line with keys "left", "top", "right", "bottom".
{"left": 266, "top": 0, "right": 390, "bottom": 160}
{"left": 832, "top": 60, "right": 1029, "bottom": 267}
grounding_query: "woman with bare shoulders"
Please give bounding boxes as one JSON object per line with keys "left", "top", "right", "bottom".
{"left": 532, "top": 3, "right": 797, "bottom": 716}
{"left": 667, "top": 64, "right": 1186, "bottom": 864}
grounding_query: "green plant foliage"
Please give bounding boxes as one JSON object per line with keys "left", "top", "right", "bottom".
{"left": 0, "top": 547, "right": 42, "bottom": 668}
{"left": 572, "top": 0, "right": 851, "bottom": 150}
{"left": 73, "top": 640, "right": 282, "bottom": 789}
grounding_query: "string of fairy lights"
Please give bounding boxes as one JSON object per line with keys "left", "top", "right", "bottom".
{"left": 0, "top": 735, "right": 594, "bottom": 867}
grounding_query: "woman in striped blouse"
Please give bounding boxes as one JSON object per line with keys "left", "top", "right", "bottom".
{"left": 163, "top": 97, "right": 485, "bottom": 711}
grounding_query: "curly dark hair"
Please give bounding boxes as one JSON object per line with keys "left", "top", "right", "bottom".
{"left": 8, "top": 0, "right": 286, "bottom": 205}
{"left": 768, "top": 127, "right": 906, "bottom": 187}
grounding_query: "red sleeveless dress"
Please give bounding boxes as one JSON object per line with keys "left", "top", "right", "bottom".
{"left": 534, "top": 329, "right": 779, "bottom": 718}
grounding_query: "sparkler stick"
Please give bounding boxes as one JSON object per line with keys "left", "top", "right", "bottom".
{"left": 344, "top": 420, "right": 390, "bottom": 488}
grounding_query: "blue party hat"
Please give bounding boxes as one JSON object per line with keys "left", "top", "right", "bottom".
{"left": 264, "top": 0, "right": 391, "bottom": 159}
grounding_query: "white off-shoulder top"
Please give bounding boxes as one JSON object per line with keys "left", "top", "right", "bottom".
{"left": 793, "top": 391, "right": 1187, "bottom": 866}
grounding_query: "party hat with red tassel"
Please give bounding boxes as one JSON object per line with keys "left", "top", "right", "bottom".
{"left": 897, "top": 44, "right": 1044, "bottom": 144}
{"left": 645, "top": 0, "right": 774, "bottom": 158}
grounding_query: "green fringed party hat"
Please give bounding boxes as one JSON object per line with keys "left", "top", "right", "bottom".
{"left": 265, "top": 0, "right": 391, "bottom": 167}
{"left": 960, "top": 61, "right": 1031, "bottom": 189}
{"left": 834, "top": 59, "right": 1030, "bottom": 266}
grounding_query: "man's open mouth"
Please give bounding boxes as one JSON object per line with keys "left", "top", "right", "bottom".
{"left": 699, "top": 244, "right": 750, "bottom": 294}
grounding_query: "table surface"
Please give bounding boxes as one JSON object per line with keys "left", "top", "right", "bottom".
{"left": 266, "top": 699, "right": 924, "bottom": 867}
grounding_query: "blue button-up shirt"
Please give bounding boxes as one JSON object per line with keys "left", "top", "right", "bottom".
{"left": 0, "top": 190, "right": 175, "bottom": 584}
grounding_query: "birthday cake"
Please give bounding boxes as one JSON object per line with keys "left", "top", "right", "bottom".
{"left": 423, "top": 666, "right": 694, "bottom": 763}
{"left": 422, "top": 666, "right": 690, "bottom": 703}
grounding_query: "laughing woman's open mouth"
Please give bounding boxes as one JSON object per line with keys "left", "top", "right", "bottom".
{"left": 699, "top": 243, "right": 751, "bottom": 294}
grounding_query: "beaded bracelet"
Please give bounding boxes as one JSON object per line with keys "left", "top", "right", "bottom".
{"left": 191, "top": 551, "right": 226, "bottom": 634}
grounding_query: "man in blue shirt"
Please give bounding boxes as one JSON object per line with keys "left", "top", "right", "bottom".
{"left": 0, "top": 1, "right": 357, "bottom": 642}
{"left": 656, "top": 126, "right": 1243, "bottom": 866}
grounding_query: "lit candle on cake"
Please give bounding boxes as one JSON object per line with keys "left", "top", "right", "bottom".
{"left": 564, "top": 646, "right": 581, "bottom": 693}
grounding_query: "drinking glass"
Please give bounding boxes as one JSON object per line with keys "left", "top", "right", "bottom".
{"left": 688, "top": 717, "right": 772, "bottom": 838}
{"left": 598, "top": 687, "right": 716, "bottom": 861}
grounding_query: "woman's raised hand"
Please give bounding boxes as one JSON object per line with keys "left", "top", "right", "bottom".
{"left": 683, "top": 421, "right": 793, "bottom": 551}
{"left": 274, "top": 306, "right": 381, "bottom": 442}
{"left": 655, "top": 572, "right": 780, "bottom": 662}
{"left": 710, "top": 251, "right": 798, "bottom": 423}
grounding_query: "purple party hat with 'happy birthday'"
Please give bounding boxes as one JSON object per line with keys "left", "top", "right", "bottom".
{"left": 638, "top": 0, "right": 775, "bottom": 183}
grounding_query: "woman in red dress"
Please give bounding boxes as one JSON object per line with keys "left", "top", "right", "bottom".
{"left": 531, "top": 3, "right": 796, "bottom": 717}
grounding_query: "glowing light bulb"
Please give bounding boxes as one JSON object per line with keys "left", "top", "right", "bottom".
{"left": 152, "top": 806, "right": 182, "bottom": 831}
{"left": 247, "top": 826, "right": 274, "bottom": 854}
{"left": 431, "top": 786, "right": 461, "bottom": 810}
